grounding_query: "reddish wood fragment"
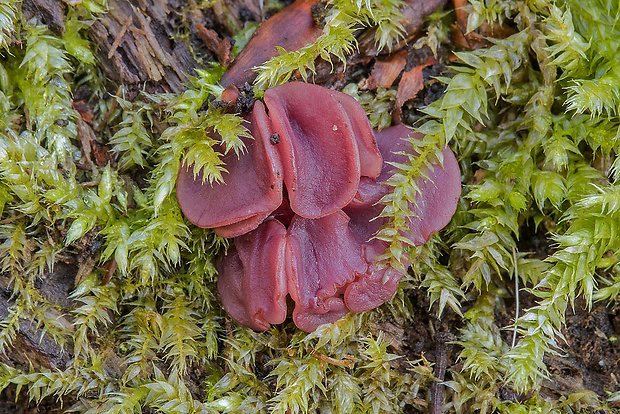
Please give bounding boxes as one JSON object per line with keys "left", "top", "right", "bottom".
{"left": 450, "top": 22, "right": 470, "bottom": 49}
{"left": 91, "top": 142, "right": 114, "bottom": 167}
{"left": 107, "top": 16, "right": 131, "bottom": 59}
{"left": 77, "top": 118, "right": 113, "bottom": 167}
{"left": 397, "top": 67, "right": 426, "bottom": 107}
{"left": 453, "top": 0, "right": 469, "bottom": 31}
{"left": 393, "top": 57, "right": 437, "bottom": 122}
{"left": 366, "top": 50, "right": 408, "bottom": 90}
{"left": 451, "top": 23, "right": 492, "bottom": 50}
{"left": 219, "top": 0, "right": 322, "bottom": 88}
{"left": 221, "top": 85, "right": 241, "bottom": 105}
{"left": 452, "top": 0, "right": 485, "bottom": 49}
{"left": 451, "top": 0, "right": 514, "bottom": 49}
{"left": 72, "top": 100, "right": 94, "bottom": 124}
{"left": 195, "top": 23, "right": 234, "bottom": 67}
{"left": 102, "top": 259, "right": 117, "bottom": 286}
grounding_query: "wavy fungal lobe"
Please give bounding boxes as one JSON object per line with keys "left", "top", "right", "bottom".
{"left": 176, "top": 82, "right": 461, "bottom": 332}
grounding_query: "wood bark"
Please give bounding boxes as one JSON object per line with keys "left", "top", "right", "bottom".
{"left": 22, "top": 0, "right": 67, "bottom": 35}
{"left": 89, "top": 0, "right": 200, "bottom": 93}
{"left": 0, "top": 265, "right": 74, "bottom": 370}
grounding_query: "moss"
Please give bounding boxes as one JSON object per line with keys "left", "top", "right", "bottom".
{"left": 254, "top": 0, "right": 406, "bottom": 91}
{"left": 0, "top": 0, "right": 620, "bottom": 412}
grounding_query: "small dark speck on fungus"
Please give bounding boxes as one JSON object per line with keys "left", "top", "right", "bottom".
{"left": 176, "top": 81, "right": 462, "bottom": 332}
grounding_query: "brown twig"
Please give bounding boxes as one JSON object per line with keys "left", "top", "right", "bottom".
{"left": 0, "top": 213, "right": 27, "bottom": 225}
{"left": 80, "top": 179, "right": 101, "bottom": 188}
{"left": 108, "top": 16, "right": 132, "bottom": 59}
{"left": 102, "top": 258, "right": 117, "bottom": 286}
{"left": 310, "top": 349, "right": 356, "bottom": 369}
{"left": 430, "top": 332, "right": 455, "bottom": 414}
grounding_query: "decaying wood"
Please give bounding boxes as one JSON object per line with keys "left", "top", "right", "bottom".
{"left": 358, "top": 0, "right": 450, "bottom": 58}
{"left": 430, "top": 332, "right": 455, "bottom": 414}
{"left": 89, "top": 0, "right": 198, "bottom": 93}
{"left": 22, "top": 0, "right": 448, "bottom": 94}
{"left": 0, "top": 265, "right": 75, "bottom": 370}
{"left": 314, "top": 0, "right": 449, "bottom": 89}
{"left": 86, "top": 0, "right": 272, "bottom": 92}
{"left": 21, "top": 0, "right": 67, "bottom": 35}
{"left": 365, "top": 50, "right": 408, "bottom": 89}
{"left": 208, "top": 0, "right": 264, "bottom": 34}
{"left": 195, "top": 23, "right": 234, "bottom": 66}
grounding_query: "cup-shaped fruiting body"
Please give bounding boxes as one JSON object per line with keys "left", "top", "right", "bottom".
{"left": 176, "top": 82, "right": 461, "bottom": 332}
{"left": 177, "top": 82, "right": 382, "bottom": 236}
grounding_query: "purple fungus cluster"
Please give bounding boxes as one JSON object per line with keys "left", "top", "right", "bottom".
{"left": 176, "top": 82, "right": 461, "bottom": 332}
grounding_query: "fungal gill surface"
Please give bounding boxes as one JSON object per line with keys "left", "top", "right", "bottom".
{"left": 176, "top": 82, "right": 461, "bottom": 332}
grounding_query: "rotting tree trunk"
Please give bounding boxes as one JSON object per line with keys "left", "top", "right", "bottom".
{"left": 89, "top": 0, "right": 199, "bottom": 93}
{"left": 3, "top": 0, "right": 448, "bottom": 400}
{"left": 0, "top": 263, "right": 74, "bottom": 372}
{"left": 7, "top": 1, "right": 620, "bottom": 412}
{"left": 86, "top": 0, "right": 266, "bottom": 93}
{"left": 87, "top": 0, "right": 275, "bottom": 93}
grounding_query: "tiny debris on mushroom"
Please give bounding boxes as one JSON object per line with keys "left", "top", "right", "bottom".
{"left": 270, "top": 133, "right": 280, "bottom": 145}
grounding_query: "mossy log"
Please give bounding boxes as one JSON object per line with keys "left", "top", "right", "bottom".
{"left": 0, "top": 0, "right": 449, "bottom": 410}
{"left": 5, "top": 0, "right": 448, "bottom": 374}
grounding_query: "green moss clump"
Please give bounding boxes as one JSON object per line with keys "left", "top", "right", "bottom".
{"left": 0, "top": 0, "right": 620, "bottom": 412}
